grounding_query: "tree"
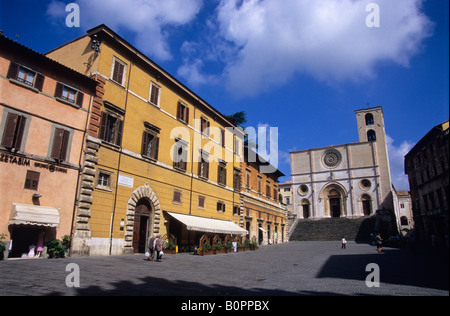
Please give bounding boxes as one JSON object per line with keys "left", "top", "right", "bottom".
{"left": 224, "top": 111, "right": 247, "bottom": 127}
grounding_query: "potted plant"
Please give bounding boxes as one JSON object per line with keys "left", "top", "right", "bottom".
{"left": 47, "top": 239, "right": 66, "bottom": 258}
{"left": 224, "top": 241, "right": 233, "bottom": 253}
{"left": 199, "top": 241, "right": 212, "bottom": 256}
{"left": 243, "top": 239, "right": 251, "bottom": 251}
{"left": 0, "top": 233, "right": 7, "bottom": 261}
{"left": 163, "top": 239, "right": 177, "bottom": 254}
{"left": 251, "top": 240, "right": 259, "bottom": 250}
{"left": 213, "top": 242, "right": 224, "bottom": 255}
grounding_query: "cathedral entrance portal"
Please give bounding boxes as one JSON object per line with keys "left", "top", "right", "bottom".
{"left": 330, "top": 197, "right": 341, "bottom": 218}
{"left": 320, "top": 184, "right": 347, "bottom": 218}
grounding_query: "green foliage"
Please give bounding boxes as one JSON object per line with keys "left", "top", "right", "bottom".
{"left": 163, "top": 239, "right": 176, "bottom": 250}
{"left": 224, "top": 111, "right": 247, "bottom": 127}
{"left": 201, "top": 241, "right": 212, "bottom": 252}
{"left": 47, "top": 239, "right": 66, "bottom": 258}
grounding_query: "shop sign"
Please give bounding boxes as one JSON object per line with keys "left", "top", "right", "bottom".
{"left": 34, "top": 162, "right": 67, "bottom": 174}
{"left": 0, "top": 153, "right": 31, "bottom": 166}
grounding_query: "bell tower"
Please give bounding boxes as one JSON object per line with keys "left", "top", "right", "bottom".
{"left": 355, "top": 106, "right": 393, "bottom": 209}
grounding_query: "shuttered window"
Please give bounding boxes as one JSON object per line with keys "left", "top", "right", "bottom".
{"left": 51, "top": 127, "right": 70, "bottom": 162}
{"left": 111, "top": 57, "right": 126, "bottom": 86}
{"left": 1, "top": 112, "right": 26, "bottom": 151}
{"left": 99, "top": 112, "right": 123, "bottom": 146}
{"left": 7, "top": 62, "right": 45, "bottom": 91}
{"left": 218, "top": 162, "right": 227, "bottom": 186}
{"left": 149, "top": 82, "right": 160, "bottom": 106}
{"left": 141, "top": 131, "right": 159, "bottom": 160}
{"left": 176, "top": 101, "right": 189, "bottom": 124}
{"left": 54, "top": 82, "right": 84, "bottom": 107}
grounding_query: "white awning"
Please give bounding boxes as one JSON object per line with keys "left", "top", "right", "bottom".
{"left": 167, "top": 212, "right": 248, "bottom": 235}
{"left": 9, "top": 203, "right": 60, "bottom": 227}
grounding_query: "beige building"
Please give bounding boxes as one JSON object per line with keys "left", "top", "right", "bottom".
{"left": 290, "top": 106, "right": 401, "bottom": 239}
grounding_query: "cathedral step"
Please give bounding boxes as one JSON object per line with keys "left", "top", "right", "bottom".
{"left": 289, "top": 217, "right": 376, "bottom": 242}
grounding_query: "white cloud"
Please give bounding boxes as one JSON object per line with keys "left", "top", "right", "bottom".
{"left": 46, "top": 0, "right": 203, "bottom": 61}
{"left": 179, "top": 0, "right": 433, "bottom": 97}
{"left": 386, "top": 134, "right": 414, "bottom": 191}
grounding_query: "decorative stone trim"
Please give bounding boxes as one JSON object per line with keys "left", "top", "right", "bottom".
{"left": 71, "top": 138, "right": 100, "bottom": 256}
{"left": 123, "top": 183, "right": 161, "bottom": 254}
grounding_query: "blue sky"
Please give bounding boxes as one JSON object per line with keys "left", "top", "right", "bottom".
{"left": 1, "top": 0, "right": 448, "bottom": 190}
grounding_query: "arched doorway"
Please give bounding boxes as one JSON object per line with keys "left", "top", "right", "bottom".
{"left": 133, "top": 198, "right": 152, "bottom": 253}
{"left": 361, "top": 194, "right": 372, "bottom": 216}
{"left": 301, "top": 199, "right": 311, "bottom": 219}
{"left": 329, "top": 189, "right": 341, "bottom": 218}
{"left": 320, "top": 183, "right": 347, "bottom": 218}
{"left": 124, "top": 183, "right": 161, "bottom": 254}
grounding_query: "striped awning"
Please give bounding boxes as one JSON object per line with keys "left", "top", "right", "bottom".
{"left": 9, "top": 203, "right": 60, "bottom": 227}
{"left": 167, "top": 212, "right": 247, "bottom": 235}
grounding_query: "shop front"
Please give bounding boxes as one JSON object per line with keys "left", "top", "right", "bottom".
{"left": 165, "top": 212, "right": 248, "bottom": 253}
{"left": 7, "top": 203, "right": 60, "bottom": 258}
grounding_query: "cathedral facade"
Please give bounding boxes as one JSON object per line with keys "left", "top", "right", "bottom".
{"left": 290, "top": 107, "right": 400, "bottom": 237}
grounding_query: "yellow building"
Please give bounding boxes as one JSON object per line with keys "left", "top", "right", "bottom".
{"left": 47, "top": 24, "right": 247, "bottom": 256}
{"left": 241, "top": 148, "right": 287, "bottom": 245}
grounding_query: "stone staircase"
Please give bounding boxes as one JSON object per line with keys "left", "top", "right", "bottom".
{"left": 289, "top": 217, "right": 376, "bottom": 242}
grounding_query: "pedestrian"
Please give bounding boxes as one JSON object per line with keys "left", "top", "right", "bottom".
{"left": 35, "top": 230, "right": 45, "bottom": 258}
{"left": 154, "top": 234, "right": 163, "bottom": 262}
{"left": 341, "top": 236, "right": 347, "bottom": 249}
{"left": 375, "top": 233, "right": 383, "bottom": 253}
{"left": 147, "top": 233, "right": 156, "bottom": 261}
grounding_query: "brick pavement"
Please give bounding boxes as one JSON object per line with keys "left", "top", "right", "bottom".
{"left": 0, "top": 241, "right": 448, "bottom": 297}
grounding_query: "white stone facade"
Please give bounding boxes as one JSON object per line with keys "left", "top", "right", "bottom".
{"left": 290, "top": 107, "right": 397, "bottom": 223}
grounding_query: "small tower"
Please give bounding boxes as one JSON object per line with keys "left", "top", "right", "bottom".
{"left": 355, "top": 106, "right": 393, "bottom": 209}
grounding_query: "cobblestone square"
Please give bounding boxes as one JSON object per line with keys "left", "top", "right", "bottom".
{"left": 0, "top": 241, "right": 448, "bottom": 297}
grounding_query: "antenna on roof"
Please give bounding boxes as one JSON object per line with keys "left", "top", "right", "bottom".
{"left": 15, "top": 33, "right": 19, "bottom": 41}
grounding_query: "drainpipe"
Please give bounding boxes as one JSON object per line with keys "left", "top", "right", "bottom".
{"left": 109, "top": 60, "right": 133, "bottom": 255}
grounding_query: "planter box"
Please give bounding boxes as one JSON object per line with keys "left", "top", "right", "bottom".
{"left": 198, "top": 250, "right": 212, "bottom": 256}
{"left": 213, "top": 249, "right": 225, "bottom": 255}
{"left": 163, "top": 248, "right": 177, "bottom": 255}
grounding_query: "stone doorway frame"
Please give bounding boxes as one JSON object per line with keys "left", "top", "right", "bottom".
{"left": 124, "top": 183, "right": 161, "bottom": 254}
{"left": 319, "top": 183, "right": 348, "bottom": 218}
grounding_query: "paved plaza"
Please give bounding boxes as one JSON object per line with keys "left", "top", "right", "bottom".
{"left": 0, "top": 241, "right": 448, "bottom": 297}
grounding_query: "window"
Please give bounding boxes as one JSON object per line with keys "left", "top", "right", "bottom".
{"left": 96, "top": 171, "right": 112, "bottom": 190}
{"left": 367, "top": 130, "right": 376, "bottom": 141}
{"left": 51, "top": 127, "right": 70, "bottom": 162}
{"left": 233, "top": 205, "right": 240, "bottom": 215}
{"left": 257, "top": 176, "right": 262, "bottom": 194}
{"left": 266, "top": 181, "right": 271, "bottom": 198}
{"left": 149, "top": 82, "right": 161, "bottom": 106}
{"left": 54, "top": 83, "right": 84, "bottom": 107}
{"left": 173, "top": 190, "right": 182, "bottom": 204}
{"left": 111, "top": 57, "right": 127, "bottom": 86}
{"left": 141, "top": 122, "right": 160, "bottom": 161}
{"left": 246, "top": 170, "right": 251, "bottom": 188}
{"left": 218, "top": 162, "right": 227, "bottom": 186}
{"left": 200, "top": 116, "right": 210, "bottom": 136}
{"left": 365, "top": 113, "right": 374, "bottom": 126}
{"left": 198, "top": 196, "right": 205, "bottom": 209}
{"left": 173, "top": 138, "right": 188, "bottom": 171}
{"left": 217, "top": 201, "right": 226, "bottom": 213}
{"left": 198, "top": 154, "right": 209, "bottom": 179}
{"left": 24, "top": 170, "right": 40, "bottom": 190}
{"left": 233, "top": 169, "right": 241, "bottom": 191}
{"left": 176, "top": 101, "right": 189, "bottom": 124}
{"left": 99, "top": 108, "right": 124, "bottom": 147}
{"left": 7, "top": 62, "right": 44, "bottom": 91}
{"left": 273, "top": 186, "right": 278, "bottom": 201}
{"left": 1, "top": 112, "right": 26, "bottom": 151}
{"left": 220, "top": 129, "right": 225, "bottom": 147}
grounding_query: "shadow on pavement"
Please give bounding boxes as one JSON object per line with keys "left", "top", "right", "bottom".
{"left": 316, "top": 246, "right": 449, "bottom": 291}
